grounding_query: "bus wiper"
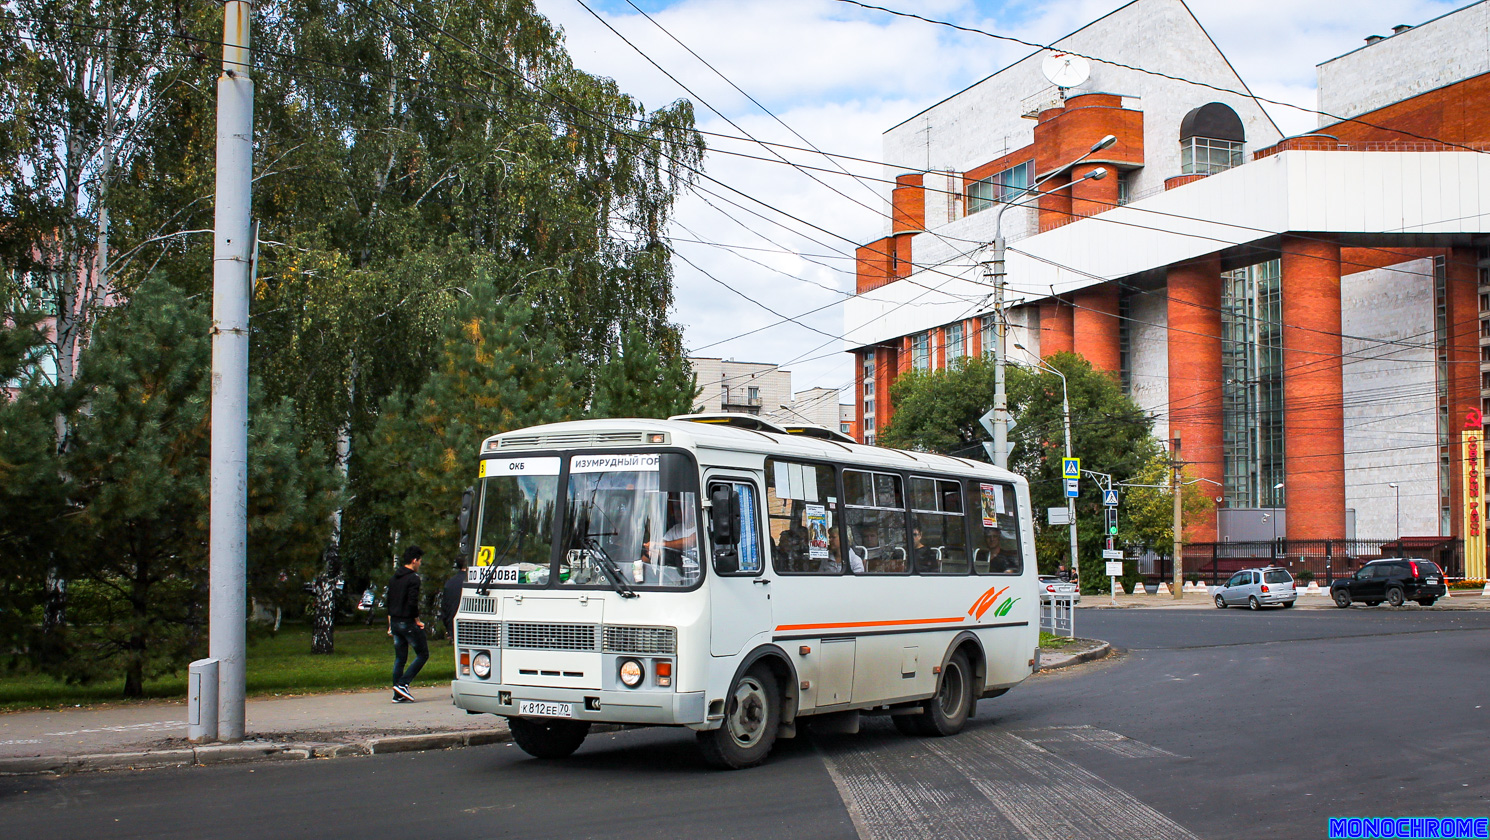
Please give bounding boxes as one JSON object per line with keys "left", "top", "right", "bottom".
{"left": 582, "top": 536, "right": 638, "bottom": 599}
{"left": 475, "top": 523, "right": 527, "bottom": 596}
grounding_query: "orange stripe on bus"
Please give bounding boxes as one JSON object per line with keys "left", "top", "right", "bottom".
{"left": 774, "top": 616, "right": 968, "bottom": 632}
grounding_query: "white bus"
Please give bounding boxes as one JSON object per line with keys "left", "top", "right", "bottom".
{"left": 450, "top": 415, "right": 1038, "bottom": 769}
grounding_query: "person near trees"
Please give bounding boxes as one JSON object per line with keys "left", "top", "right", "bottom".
{"left": 442, "top": 560, "right": 467, "bottom": 642}
{"left": 387, "top": 546, "right": 428, "bottom": 703}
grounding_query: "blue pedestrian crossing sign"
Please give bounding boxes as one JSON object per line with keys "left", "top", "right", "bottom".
{"left": 1062, "top": 457, "right": 1080, "bottom": 479}
{"left": 1065, "top": 479, "right": 1080, "bottom": 498}
{"left": 1102, "top": 488, "right": 1120, "bottom": 507}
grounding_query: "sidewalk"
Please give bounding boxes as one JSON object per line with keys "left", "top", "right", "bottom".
{"left": 0, "top": 683, "right": 507, "bottom": 775}
{"left": 0, "top": 637, "right": 1119, "bottom": 776}
{"left": 1077, "top": 589, "right": 1490, "bottom": 609}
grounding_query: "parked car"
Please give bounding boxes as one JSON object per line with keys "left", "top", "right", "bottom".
{"left": 1213, "top": 566, "right": 1296, "bottom": 610}
{"left": 1330, "top": 559, "right": 1446, "bottom": 607}
{"left": 1037, "top": 575, "right": 1081, "bottom": 604}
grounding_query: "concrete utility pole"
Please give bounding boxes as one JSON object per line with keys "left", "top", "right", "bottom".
{"left": 1171, "top": 437, "right": 1184, "bottom": 600}
{"left": 985, "top": 135, "right": 1115, "bottom": 469}
{"left": 210, "top": 0, "right": 254, "bottom": 742}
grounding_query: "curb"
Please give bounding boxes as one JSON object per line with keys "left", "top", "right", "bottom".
{"left": 0, "top": 722, "right": 634, "bottom": 777}
{"left": 1037, "top": 641, "right": 1113, "bottom": 672}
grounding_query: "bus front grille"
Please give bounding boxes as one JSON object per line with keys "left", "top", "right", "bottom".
{"left": 460, "top": 595, "right": 497, "bottom": 614}
{"left": 604, "top": 625, "right": 676, "bottom": 655}
{"left": 494, "top": 431, "right": 652, "bottom": 450}
{"left": 504, "top": 622, "right": 598, "bottom": 651}
{"left": 456, "top": 620, "right": 500, "bottom": 648}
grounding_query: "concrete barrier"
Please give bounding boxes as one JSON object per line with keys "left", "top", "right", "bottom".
{"left": 1304, "top": 582, "right": 1322, "bottom": 596}
{"left": 1157, "top": 581, "right": 1171, "bottom": 595}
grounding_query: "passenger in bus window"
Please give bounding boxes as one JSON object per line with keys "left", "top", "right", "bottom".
{"left": 911, "top": 525, "right": 939, "bottom": 574}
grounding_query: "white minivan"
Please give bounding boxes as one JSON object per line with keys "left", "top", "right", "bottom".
{"left": 1213, "top": 567, "right": 1296, "bottom": 610}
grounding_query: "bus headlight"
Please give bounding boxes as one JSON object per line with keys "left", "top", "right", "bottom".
{"left": 619, "top": 658, "right": 644, "bottom": 688}
{"left": 472, "top": 652, "right": 492, "bottom": 679}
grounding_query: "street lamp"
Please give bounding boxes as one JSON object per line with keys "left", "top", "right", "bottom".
{"left": 1271, "top": 482, "right": 1284, "bottom": 562}
{"left": 1388, "top": 482, "right": 1401, "bottom": 557}
{"left": 1013, "top": 344, "right": 1078, "bottom": 585}
{"left": 986, "top": 134, "right": 1117, "bottom": 471}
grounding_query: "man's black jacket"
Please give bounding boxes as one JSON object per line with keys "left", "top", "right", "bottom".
{"left": 387, "top": 565, "right": 421, "bottom": 620}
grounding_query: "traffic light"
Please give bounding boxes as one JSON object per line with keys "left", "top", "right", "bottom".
{"left": 1105, "top": 506, "right": 1118, "bottom": 537}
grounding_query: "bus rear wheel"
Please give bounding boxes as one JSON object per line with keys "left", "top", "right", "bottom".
{"left": 508, "top": 717, "right": 591, "bottom": 759}
{"left": 698, "top": 665, "right": 780, "bottom": 770}
{"left": 902, "top": 650, "right": 974, "bottom": 737}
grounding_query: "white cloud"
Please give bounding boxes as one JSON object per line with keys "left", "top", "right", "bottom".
{"left": 536, "top": 0, "right": 1468, "bottom": 394}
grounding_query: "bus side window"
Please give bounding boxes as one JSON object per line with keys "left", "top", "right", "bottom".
{"left": 766, "top": 459, "right": 842, "bottom": 574}
{"left": 845, "top": 469, "right": 908, "bottom": 574}
{"left": 970, "top": 480, "right": 1021, "bottom": 575}
{"left": 910, "top": 477, "right": 968, "bottom": 574}
{"left": 709, "top": 481, "right": 761, "bottom": 575}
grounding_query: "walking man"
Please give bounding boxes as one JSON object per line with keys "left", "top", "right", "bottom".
{"left": 387, "top": 546, "right": 428, "bottom": 703}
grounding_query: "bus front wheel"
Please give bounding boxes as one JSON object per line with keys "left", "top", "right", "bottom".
{"left": 698, "top": 665, "right": 780, "bottom": 769}
{"left": 508, "top": 717, "right": 591, "bottom": 759}
{"left": 902, "top": 650, "right": 974, "bottom": 737}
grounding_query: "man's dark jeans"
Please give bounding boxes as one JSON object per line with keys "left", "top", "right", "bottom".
{"left": 391, "top": 618, "right": 429, "bottom": 687}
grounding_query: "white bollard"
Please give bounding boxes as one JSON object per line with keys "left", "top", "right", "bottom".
{"left": 188, "top": 658, "right": 219, "bottom": 743}
{"left": 1480, "top": 580, "right": 1489, "bottom": 597}
{"left": 1305, "top": 581, "right": 1322, "bottom": 596}
{"left": 1157, "top": 581, "right": 1171, "bottom": 596}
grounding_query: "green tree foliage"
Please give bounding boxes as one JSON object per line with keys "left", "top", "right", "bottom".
{"left": 2, "top": 1, "right": 704, "bottom": 662}
{"left": 590, "top": 328, "right": 697, "bottom": 419}
{"left": 0, "top": 305, "right": 67, "bottom": 662}
{"left": 364, "top": 285, "right": 586, "bottom": 596}
{"left": 50, "top": 279, "right": 337, "bottom": 695}
{"left": 881, "top": 353, "right": 1161, "bottom": 592}
{"left": 1118, "top": 454, "right": 1213, "bottom": 573}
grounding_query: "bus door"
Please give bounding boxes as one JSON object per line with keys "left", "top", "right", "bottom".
{"left": 705, "top": 476, "right": 771, "bottom": 656}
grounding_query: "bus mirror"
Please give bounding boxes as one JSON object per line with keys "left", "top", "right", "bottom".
{"left": 457, "top": 486, "right": 475, "bottom": 558}
{"left": 709, "top": 484, "right": 738, "bottom": 546}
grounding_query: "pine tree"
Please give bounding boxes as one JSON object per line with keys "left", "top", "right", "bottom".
{"left": 54, "top": 278, "right": 336, "bottom": 695}
{"left": 363, "top": 285, "right": 585, "bottom": 635}
{"left": 590, "top": 328, "right": 697, "bottom": 419}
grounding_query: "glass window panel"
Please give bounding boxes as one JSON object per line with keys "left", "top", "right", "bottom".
{"left": 910, "top": 477, "right": 938, "bottom": 512}
{"left": 767, "top": 459, "right": 842, "bottom": 574}
{"left": 970, "top": 481, "right": 1022, "bottom": 575}
{"left": 558, "top": 453, "right": 701, "bottom": 589}
{"left": 912, "top": 510, "right": 968, "bottom": 574}
{"left": 845, "top": 507, "right": 908, "bottom": 574}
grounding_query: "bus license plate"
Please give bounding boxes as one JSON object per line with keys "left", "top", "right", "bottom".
{"left": 518, "top": 700, "right": 573, "bottom": 718}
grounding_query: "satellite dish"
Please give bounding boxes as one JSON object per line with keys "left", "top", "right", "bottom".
{"left": 1042, "top": 52, "right": 1090, "bottom": 89}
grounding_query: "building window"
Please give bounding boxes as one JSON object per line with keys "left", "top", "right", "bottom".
{"left": 1117, "top": 171, "right": 1133, "bottom": 206}
{"left": 862, "top": 351, "right": 876, "bottom": 445}
{"left": 1179, "top": 102, "right": 1246, "bottom": 176}
{"left": 967, "top": 161, "right": 1032, "bottom": 215}
{"left": 1181, "top": 136, "right": 1244, "bottom": 175}
{"left": 981, "top": 315, "right": 996, "bottom": 356}
{"left": 747, "top": 386, "right": 760, "bottom": 406}
{"left": 1221, "top": 259, "right": 1285, "bottom": 509}
{"left": 946, "top": 323, "right": 964, "bottom": 364}
{"left": 911, "top": 333, "right": 930, "bottom": 371}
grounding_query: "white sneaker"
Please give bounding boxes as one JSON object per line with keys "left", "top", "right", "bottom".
{"left": 393, "top": 685, "right": 415, "bottom": 702}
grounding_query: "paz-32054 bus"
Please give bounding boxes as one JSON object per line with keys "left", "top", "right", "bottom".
{"left": 450, "top": 415, "right": 1038, "bottom": 769}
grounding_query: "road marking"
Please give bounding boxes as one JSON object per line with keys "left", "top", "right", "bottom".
{"left": 0, "top": 720, "right": 183, "bottom": 746}
{"left": 819, "top": 735, "right": 1020, "bottom": 840}
{"left": 1014, "top": 725, "right": 1180, "bottom": 758}
{"left": 820, "top": 725, "right": 1197, "bottom": 840}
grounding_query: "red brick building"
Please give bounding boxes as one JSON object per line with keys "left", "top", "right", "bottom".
{"left": 845, "top": 0, "right": 1490, "bottom": 572}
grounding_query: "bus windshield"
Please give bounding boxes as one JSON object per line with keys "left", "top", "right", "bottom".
{"left": 559, "top": 452, "right": 702, "bottom": 589}
{"left": 472, "top": 456, "right": 560, "bottom": 585}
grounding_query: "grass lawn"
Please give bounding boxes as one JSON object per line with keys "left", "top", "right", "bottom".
{"left": 0, "top": 623, "right": 455, "bottom": 712}
{"left": 1039, "top": 631, "right": 1077, "bottom": 649}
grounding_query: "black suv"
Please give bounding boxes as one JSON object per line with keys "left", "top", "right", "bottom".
{"left": 1330, "top": 559, "right": 1446, "bottom": 608}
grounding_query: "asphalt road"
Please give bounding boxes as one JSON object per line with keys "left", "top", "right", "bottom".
{"left": 3, "top": 609, "right": 1487, "bottom": 840}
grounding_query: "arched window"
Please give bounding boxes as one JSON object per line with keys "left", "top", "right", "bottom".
{"left": 1180, "top": 102, "right": 1245, "bottom": 175}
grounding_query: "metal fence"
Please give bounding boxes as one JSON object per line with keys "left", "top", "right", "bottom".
{"left": 1040, "top": 593, "right": 1075, "bottom": 638}
{"left": 1150, "top": 539, "right": 1466, "bottom": 586}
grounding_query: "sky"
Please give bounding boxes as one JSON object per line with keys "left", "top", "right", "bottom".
{"left": 532, "top": 0, "right": 1465, "bottom": 402}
